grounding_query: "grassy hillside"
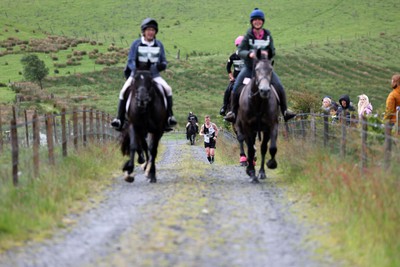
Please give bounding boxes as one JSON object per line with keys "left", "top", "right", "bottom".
{"left": 1, "top": 0, "right": 399, "bottom": 116}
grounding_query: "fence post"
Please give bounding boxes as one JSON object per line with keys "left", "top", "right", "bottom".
{"left": 61, "top": 108, "right": 67, "bottom": 157}
{"left": 53, "top": 113, "right": 58, "bottom": 145}
{"left": 73, "top": 107, "right": 78, "bottom": 150}
{"left": 46, "top": 113, "right": 55, "bottom": 165}
{"left": 340, "top": 112, "right": 347, "bottom": 158}
{"left": 0, "top": 107, "right": 3, "bottom": 153}
{"left": 24, "top": 109, "right": 29, "bottom": 147}
{"left": 383, "top": 122, "right": 392, "bottom": 171}
{"left": 11, "top": 118, "right": 18, "bottom": 186}
{"left": 83, "top": 107, "right": 87, "bottom": 147}
{"left": 396, "top": 110, "right": 400, "bottom": 135}
{"left": 96, "top": 110, "right": 100, "bottom": 141}
{"left": 323, "top": 110, "right": 329, "bottom": 147}
{"left": 360, "top": 115, "right": 368, "bottom": 174}
{"left": 32, "top": 110, "right": 40, "bottom": 177}
{"left": 89, "top": 108, "right": 94, "bottom": 143}
{"left": 102, "top": 111, "right": 106, "bottom": 142}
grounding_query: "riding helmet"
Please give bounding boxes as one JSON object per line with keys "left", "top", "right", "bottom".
{"left": 234, "top": 36, "right": 244, "bottom": 47}
{"left": 141, "top": 18, "right": 158, "bottom": 33}
{"left": 250, "top": 8, "right": 265, "bottom": 23}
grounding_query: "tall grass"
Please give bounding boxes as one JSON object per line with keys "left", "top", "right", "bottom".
{"left": 278, "top": 139, "right": 400, "bottom": 267}
{"left": 0, "top": 143, "right": 123, "bottom": 251}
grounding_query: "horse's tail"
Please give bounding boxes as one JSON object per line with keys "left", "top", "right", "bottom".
{"left": 120, "top": 128, "right": 130, "bottom": 156}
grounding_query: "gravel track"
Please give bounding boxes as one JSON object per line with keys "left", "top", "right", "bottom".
{"left": 0, "top": 139, "right": 337, "bottom": 267}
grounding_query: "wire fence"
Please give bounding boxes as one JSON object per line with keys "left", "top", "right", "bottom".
{"left": 0, "top": 106, "right": 118, "bottom": 185}
{"left": 222, "top": 110, "right": 400, "bottom": 174}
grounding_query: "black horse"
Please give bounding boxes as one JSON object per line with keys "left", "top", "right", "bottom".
{"left": 187, "top": 118, "right": 197, "bottom": 145}
{"left": 234, "top": 49, "right": 279, "bottom": 183}
{"left": 120, "top": 70, "right": 167, "bottom": 183}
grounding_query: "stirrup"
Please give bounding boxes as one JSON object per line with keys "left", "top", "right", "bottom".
{"left": 168, "top": 116, "right": 177, "bottom": 126}
{"left": 283, "top": 110, "right": 296, "bottom": 122}
{"left": 224, "top": 111, "right": 235, "bottom": 123}
{"left": 111, "top": 118, "right": 122, "bottom": 130}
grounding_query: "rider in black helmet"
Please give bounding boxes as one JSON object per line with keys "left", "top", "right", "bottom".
{"left": 111, "top": 18, "right": 177, "bottom": 131}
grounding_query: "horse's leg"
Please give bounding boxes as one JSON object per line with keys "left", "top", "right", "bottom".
{"left": 146, "top": 133, "right": 160, "bottom": 183}
{"left": 258, "top": 131, "right": 269, "bottom": 180}
{"left": 267, "top": 125, "right": 278, "bottom": 169}
{"left": 123, "top": 124, "right": 136, "bottom": 183}
{"left": 245, "top": 134, "right": 258, "bottom": 183}
{"left": 239, "top": 139, "right": 248, "bottom": 166}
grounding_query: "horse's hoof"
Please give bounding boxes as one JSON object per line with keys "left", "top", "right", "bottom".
{"left": 124, "top": 175, "right": 135, "bottom": 183}
{"left": 259, "top": 172, "right": 267, "bottom": 180}
{"left": 149, "top": 177, "right": 157, "bottom": 183}
{"left": 240, "top": 161, "right": 248, "bottom": 167}
{"left": 246, "top": 168, "right": 255, "bottom": 177}
{"left": 250, "top": 177, "right": 259, "bottom": 183}
{"left": 138, "top": 155, "right": 145, "bottom": 164}
{"left": 267, "top": 159, "right": 277, "bottom": 169}
{"left": 122, "top": 161, "right": 134, "bottom": 173}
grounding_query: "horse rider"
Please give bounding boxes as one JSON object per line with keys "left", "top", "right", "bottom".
{"left": 224, "top": 8, "right": 296, "bottom": 123}
{"left": 186, "top": 111, "right": 199, "bottom": 134}
{"left": 219, "top": 35, "right": 245, "bottom": 116}
{"left": 111, "top": 18, "right": 177, "bottom": 131}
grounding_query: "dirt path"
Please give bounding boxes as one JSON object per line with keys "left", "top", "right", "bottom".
{"left": 0, "top": 139, "right": 337, "bottom": 267}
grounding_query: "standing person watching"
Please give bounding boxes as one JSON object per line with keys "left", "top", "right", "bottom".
{"left": 199, "top": 115, "right": 219, "bottom": 164}
{"left": 111, "top": 18, "right": 177, "bottom": 131}
{"left": 384, "top": 74, "right": 400, "bottom": 126}
{"left": 224, "top": 8, "right": 296, "bottom": 123}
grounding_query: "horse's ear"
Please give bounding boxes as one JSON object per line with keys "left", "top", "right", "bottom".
{"left": 256, "top": 49, "right": 262, "bottom": 60}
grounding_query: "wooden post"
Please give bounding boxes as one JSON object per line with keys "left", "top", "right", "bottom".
{"left": 32, "top": 111, "right": 40, "bottom": 177}
{"left": 83, "top": 107, "right": 87, "bottom": 147}
{"left": 73, "top": 107, "right": 78, "bottom": 150}
{"left": 0, "top": 107, "right": 3, "bottom": 153}
{"left": 53, "top": 114, "right": 58, "bottom": 145}
{"left": 89, "top": 108, "right": 94, "bottom": 143}
{"left": 24, "top": 109, "right": 29, "bottom": 147}
{"left": 340, "top": 110, "right": 346, "bottom": 158}
{"left": 360, "top": 115, "right": 368, "bottom": 174}
{"left": 396, "top": 110, "right": 400, "bottom": 135}
{"left": 96, "top": 110, "right": 100, "bottom": 141}
{"left": 46, "top": 113, "right": 55, "bottom": 165}
{"left": 383, "top": 122, "right": 392, "bottom": 171}
{"left": 323, "top": 110, "right": 329, "bottom": 147}
{"left": 11, "top": 118, "right": 18, "bottom": 186}
{"left": 310, "top": 113, "right": 316, "bottom": 144}
{"left": 102, "top": 111, "right": 106, "bottom": 142}
{"left": 61, "top": 108, "right": 67, "bottom": 157}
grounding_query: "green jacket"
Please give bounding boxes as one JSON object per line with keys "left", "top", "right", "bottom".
{"left": 237, "top": 27, "right": 276, "bottom": 68}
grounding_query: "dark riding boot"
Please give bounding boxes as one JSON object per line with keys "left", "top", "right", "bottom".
{"left": 224, "top": 90, "right": 239, "bottom": 123}
{"left": 165, "top": 96, "right": 177, "bottom": 131}
{"left": 111, "top": 99, "right": 126, "bottom": 131}
{"left": 274, "top": 83, "right": 296, "bottom": 122}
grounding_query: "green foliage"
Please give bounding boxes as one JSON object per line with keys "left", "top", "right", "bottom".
{"left": 0, "top": 144, "right": 123, "bottom": 250}
{"left": 20, "top": 54, "right": 49, "bottom": 89}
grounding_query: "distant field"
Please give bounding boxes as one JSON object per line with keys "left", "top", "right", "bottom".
{"left": 1, "top": 0, "right": 399, "bottom": 113}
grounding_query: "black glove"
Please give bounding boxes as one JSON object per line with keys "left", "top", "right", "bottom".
{"left": 157, "top": 63, "right": 166, "bottom": 72}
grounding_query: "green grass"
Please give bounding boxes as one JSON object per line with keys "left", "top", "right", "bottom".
{"left": 278, "top": 139, "right": 400, "bottom": 267}
{"left": 0, "top": 144, "right": 124, "bottom": 250}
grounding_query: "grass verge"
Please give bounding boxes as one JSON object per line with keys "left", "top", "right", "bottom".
{"left": 278, "top": 139, "right": 399, "bottom": 267}
{"left": 0, "top": 142, "right": 124, "bottom": 251}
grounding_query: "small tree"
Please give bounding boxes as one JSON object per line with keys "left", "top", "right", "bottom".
{"left": 20, "top": 54, "right": 49, "bottom": 90}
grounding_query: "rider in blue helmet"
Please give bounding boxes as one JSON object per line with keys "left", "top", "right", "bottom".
{"left": 224, "top": 8, "right": 296, "bottom": 123}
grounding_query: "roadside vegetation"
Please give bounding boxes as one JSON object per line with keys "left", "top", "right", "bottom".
{"left": 1, "top": 0, "right": 399, "bottom": 266}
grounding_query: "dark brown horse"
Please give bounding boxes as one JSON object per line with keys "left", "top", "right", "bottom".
{"left": 234, "top": 49, "right": 279, "bottom": 183}
{"left": 120, "top": 70, "right": 167, "bottom": 183}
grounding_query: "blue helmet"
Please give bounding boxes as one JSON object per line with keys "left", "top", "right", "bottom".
{"left": 250, "top": 8, "right": 265, "bottom": 23}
